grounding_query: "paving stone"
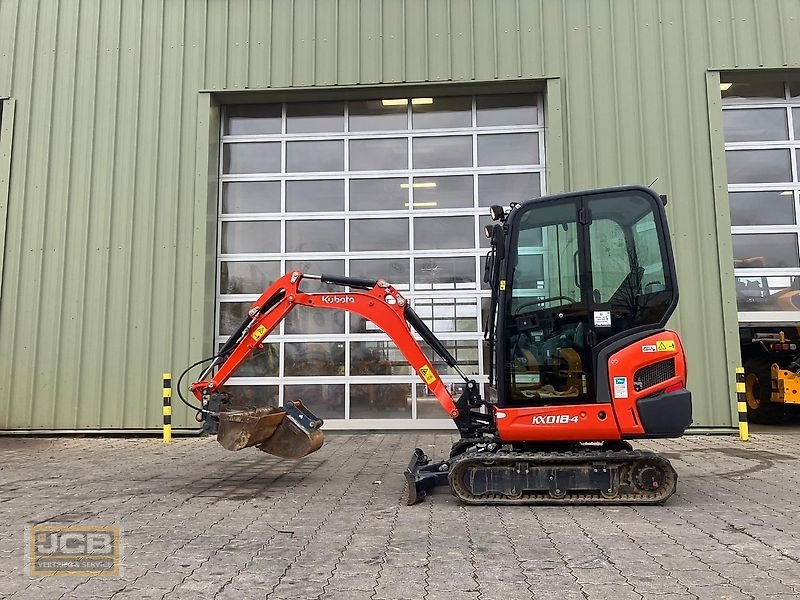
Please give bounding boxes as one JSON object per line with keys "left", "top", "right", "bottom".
{"left": 3, "top": 433, "right": 800, "bottom": 600}
{"left": 688, "top": 584, "right": 755, "bottom": 600}
{"left": 422, "top": 593, "right": 481, "bottom": 600}
{"left": 320, "top": 592, "right": 374, "bottom": 600}
{"left": 571, "top": 567, "right": 628, "bottom": 585}
{"left": 582, "top": 584, "right": 642, "bottom": 600}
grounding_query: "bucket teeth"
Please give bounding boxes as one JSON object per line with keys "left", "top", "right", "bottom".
{"left": 216, "top": 401, "right": 324, "bottom": 459}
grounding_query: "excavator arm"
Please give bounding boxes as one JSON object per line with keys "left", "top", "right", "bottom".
{"left": 189, "top": 271, "right": 490, "bottom": 459}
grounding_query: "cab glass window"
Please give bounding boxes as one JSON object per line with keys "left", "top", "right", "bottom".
{"left": 587, "top": 193, "right": 673, "bottom": 332}
{"left": 510, "top": 201, "right": 582, "bottom": 314}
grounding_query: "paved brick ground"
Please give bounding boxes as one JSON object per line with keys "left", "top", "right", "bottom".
{"left": 1, "top": 432, "right": 799, "bottom": 599}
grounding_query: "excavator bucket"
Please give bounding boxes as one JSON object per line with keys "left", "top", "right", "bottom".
{"left": 217, "top": 401, "right": 324, "bottom": 458}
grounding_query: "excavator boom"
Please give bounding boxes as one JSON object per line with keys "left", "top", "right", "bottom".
{"left": 189, "top": 271, "right": 471, "bottom": 458}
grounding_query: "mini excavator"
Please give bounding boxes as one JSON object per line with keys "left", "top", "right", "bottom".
{"left": 185, "top": 185, "right": 692, "bottom": 505}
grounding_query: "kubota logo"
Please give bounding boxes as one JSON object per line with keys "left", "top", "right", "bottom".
{"left": 321, "top": 295, "right": 354, "bottom": 304}
{"left": 532, "top": 414, "right": 579, "bottom": 425}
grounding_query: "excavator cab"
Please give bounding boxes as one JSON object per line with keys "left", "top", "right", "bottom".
{"left": 496, "top": 188, "right": 678, "bottom": 410}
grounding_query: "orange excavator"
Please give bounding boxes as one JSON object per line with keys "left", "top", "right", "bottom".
{"left": 182, "top": 185, "right": 692, "bottom": 505}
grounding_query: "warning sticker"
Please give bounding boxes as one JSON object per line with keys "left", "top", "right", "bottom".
{"left": 419, "top": 365, "right": 437, "bottom": 385}
{"left": 499, "top": 280, "right": 506, "bottom": 291}
{"left": 656, "top": 340, "right": 676, "bottom": 352}
{"left": 613, "top": 376, "right": 628, "bottom": 399}
{"left": 642, "top": 344, "right": 657, "bottom": 353}
{"left": 251, "top": 324, "right": 268, "bottom": 342}
{"left": 593, "top": 311, "right": 612, "bottom": 328}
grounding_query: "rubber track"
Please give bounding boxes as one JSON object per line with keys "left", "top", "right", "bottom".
{"left": 448, "top": 449, "right": 677, "bottom": 506}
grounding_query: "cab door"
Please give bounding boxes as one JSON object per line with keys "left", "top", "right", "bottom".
{"left": 500, "top": 198, "right": 593, "bottom": 406}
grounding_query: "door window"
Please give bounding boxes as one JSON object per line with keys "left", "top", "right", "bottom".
{"left": 587, "top": 192, "right": 674, "bottom": 339}
{"left": 506, "top": 201, "right": 590, "bottom": 404}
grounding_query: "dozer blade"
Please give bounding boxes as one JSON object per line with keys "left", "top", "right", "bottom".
{"left": 404, "top": 448, "right": 451, "bottom": 505}
{"left": 217, "top": 401, "right": 324, "bottom": 458}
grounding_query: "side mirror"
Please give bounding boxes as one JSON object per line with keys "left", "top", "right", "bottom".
{"left": 483, "top": 255, "right": 494, "bottom": 283}
{"left": 491, "top": 224, "right": 505, "bottom": 261}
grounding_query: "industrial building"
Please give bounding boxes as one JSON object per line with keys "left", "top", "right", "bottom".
{"left": 0, "top": 0, "right": 798, "bottom": 430}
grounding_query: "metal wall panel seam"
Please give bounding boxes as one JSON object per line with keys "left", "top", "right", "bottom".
{"left": 537, "top": 0, "right": 545, "bottom": 74}
{"left": 87, "top": 0, "right": 118, "bottom": 427}
{"left": 704, "top": 0, "right": 715, "bottom": 66}
{"left": 754, "top": 0, "right": 763, "bottom": 67}
{"left": 59, "top": 0, "right": 87, "bottom": 427}
{"left": 424, "top": 0, "right": 429, "bottom": 81}
{"left": 447, "top": 0, "right": 453, "bottom": 80}
{"left": 204, "top": 0, "right": 227, "bottom": 89}
{"left": 678, "top": 1, "right": 722, "bottom": 425}
{"left": 776, "top": 0, "right": 787, "bottom": 66}
{"left": 109, "top": 0, "right": 144, "bottom": 428}
{"left": 729, "top": 0, "right": 739, "bottom": 67}
{"left": 558, "top": 0, "right": 570, "bottom": 191}
{"left": 191, "top": 93, "right": 213, "bottom": 410}
{"left": 164, "top": 0, "right": 189, "bottom": 427}
{"left": 400, "top": 0, "right": 406, "bottom": 81}
{"left": 140, "top": 0, "right": 167, "bottom": 428}
{"left": 0, "top": 99, "right": 16, "bottom": 318}
{"left": 514, "top": 0, "right": 521, "bottom": 77}
{"left": 492, "top": 0, "right": 498, "bottom": 78}
{"left": 544, "top": 78, "right": 564, "bottom": 194}
{"left": 175, "top": 0, "right": 203, "bottom": 428}
{"left": 656, "top": 1, "right": 674, "bottom": 194}
{"left": 705, "top": 70, "right": 741, "bottom": 426}
{"left": 33, "top": 0, "right": 60, "bottom": 426}
{"left": 49, "top": 0, "right": 85, "bottom": 428}
{"left": 259, "top": 0, "right": 276, "bottom": 87}
{"left": 608, "top": 0, "right": 622, "bottom": 183}
{"left": 314, "top": 0, "right": 331, "bottom": 84}
{"left": 56, "top": 0, "right": 86, "bottom": 427}
{"left": 200, "top": 0, "right": 209, "bottom": 89}
{"left": 9, "top": 0, "right": 42, "bottom": 428}
{"left": 354, "top": 0, "right": 358, "bottom": 83}
{"left": 632, "top": 0, "right": 650, "bottom": 184}
{"left": 584, "top": 0, "right": 597, "bottom": 185}
{"left": 291, "top": 0, "right": 314, "bottom": 87}
{"left": 227, "top": 0, "right": 251, "bottom": 88}
{"left": 71, "top": 0, "right": 104, "bottom": 430}
{"left": 224, "top": 0, "right": 231, "bottom": 88}
{"left": 246, "top": 0, "right": 253, "bottom": 86}
{"left": 93, "top": 0, "right": 125, "bottom": 428}
{"left": 0, "top": 0, "right": 21, "bottom": 92}
{"left": 469, "top": 0, "right": 475, "bottom": 79}
{"left": 786, "top": 0, "right": 800, "bottom": 64}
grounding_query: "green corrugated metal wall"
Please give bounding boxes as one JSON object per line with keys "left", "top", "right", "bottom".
{"left": 0, "top": 0, "right": 798, "bottom": 429}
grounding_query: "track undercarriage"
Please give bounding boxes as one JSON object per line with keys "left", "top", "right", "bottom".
{"left": 405, "top": 442, "right": 677, "bottom": 506}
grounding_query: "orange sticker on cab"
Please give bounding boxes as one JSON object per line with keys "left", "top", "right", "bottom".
{"left": 419, "top": 365, "right": 437, "bottom": 385}
{"left": 656, "top": 340, "right": 676, "bottom": 352}
{"left": 251, "top": 324, "right": 268, "bottom": 342}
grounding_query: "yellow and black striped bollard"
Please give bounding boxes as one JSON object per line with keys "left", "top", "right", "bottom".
{"left": 736, "top": 367, "right": 748, "bottom": 441}
{"left": 163, "top": 373, "right": 172, "bottom": 443}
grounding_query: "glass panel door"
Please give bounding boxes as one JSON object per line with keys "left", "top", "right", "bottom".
{"left": 505, "top": 201, "right": 591, "bottom": 404}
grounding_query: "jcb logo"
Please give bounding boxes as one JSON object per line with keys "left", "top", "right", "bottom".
{"left": 30, "top": 525, "right": 120, "bottom": 576}
{"left": 533, "top": 414, "right": 579, "bottom": 425}
{"left": 36, "top": 531, "right": 114, "bottom": 555}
